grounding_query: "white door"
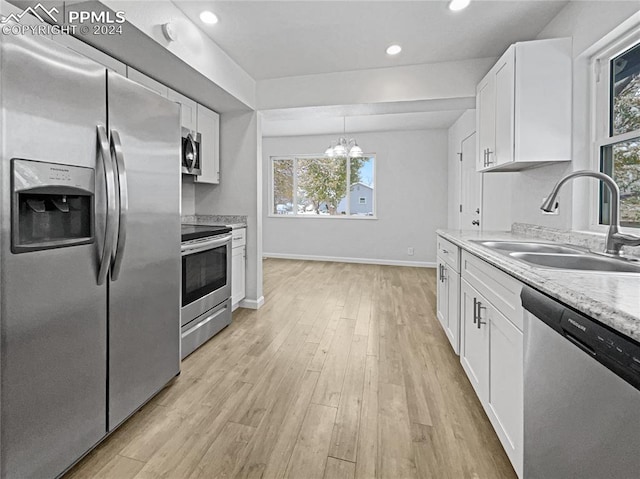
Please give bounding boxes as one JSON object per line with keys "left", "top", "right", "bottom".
{"left": 459, "top": 132, "right": 481, "bottom": 229}
{"left": 460, "top": 280, "right": 489, "bottom": 404}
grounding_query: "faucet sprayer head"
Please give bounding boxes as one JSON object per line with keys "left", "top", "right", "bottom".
{"left": 540, "top": 194, "right": 559, "bottom": 213}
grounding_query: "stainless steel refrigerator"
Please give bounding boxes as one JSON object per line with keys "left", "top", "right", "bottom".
{"left": 0, "top": 31, "right": 181, "bottom": 478}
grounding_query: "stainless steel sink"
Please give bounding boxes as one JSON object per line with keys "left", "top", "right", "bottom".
{"left": 474, "top": 240, "right": 584, "bottom": 254}
{"left": 509, "top": 252, "right": 640, "bottom": 273}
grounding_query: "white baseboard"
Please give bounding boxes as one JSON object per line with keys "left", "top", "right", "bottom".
{"left": 239, "top": 296, "right": 265, "bottom": 310}
{"left": 263, "top": 252, "right": 436, "bottom": 268}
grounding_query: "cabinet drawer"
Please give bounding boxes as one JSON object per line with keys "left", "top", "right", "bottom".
{"left": 232, "top": 228, "right": 246, "bottom": 248}
{"left": 437, "top": 235, "right": 460, "bottom": 272}
{"left": 461, "top": 251, "right": 523, "bottom": 331}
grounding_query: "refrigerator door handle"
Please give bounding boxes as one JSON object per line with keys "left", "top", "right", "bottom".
{"left": 110, "top": 129, "right": 128, "bottom": 281}
{"left": 97, "top": 125, "right": 118, "bottom": 285}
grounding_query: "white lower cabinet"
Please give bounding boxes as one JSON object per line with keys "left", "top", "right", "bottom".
{"left": 460, "top": 280, "right": 490, "bottom": 403}
{"left": 458, "top": 250, "right": 523, "bottom": 478}
{"left": 437, "top": 260, "right": 461, "bottom": 354}
{"left": 436, "top": 235, "right": 461, "bottom": 354}
{"left": 231, "top": 228, "right": 246, "bottom": 310}
{"left": 488, "top": 304, "right": 523, "bottom": 475}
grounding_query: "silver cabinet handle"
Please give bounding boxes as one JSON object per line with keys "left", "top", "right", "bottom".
{"left": 477, "top": 301, "right": 487, "bottom": 329}
{"left": 110, "top": 129, "right": 128, "bottom": 281}
{"left": 442, "top": 249, "right": 449, "bottom": 254}
{"left": 473, "top": 297, "right": 478, "bottom": 324}
{"left": 97, "top": 125, "right": 118, "bottom": 286}
{"left": 486, "top": 149, "right": 494, "bottom": 165}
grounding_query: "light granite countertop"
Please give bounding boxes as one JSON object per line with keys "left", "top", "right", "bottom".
{"left": 181, "top": 215, "right": 247, "bottom": 230}
{"left": 437, "top": 228, "right": 640, "bottom": 343}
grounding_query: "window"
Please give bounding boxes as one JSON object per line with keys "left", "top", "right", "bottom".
{"left": 270, "top": 155, "right": 375, "bottom": 217}
{"left": 595, "top": 33, "right": 640, "bottom": 228}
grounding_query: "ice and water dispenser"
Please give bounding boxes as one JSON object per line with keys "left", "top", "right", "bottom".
{"left": 12, "top": 159, "right": 94, "bottom": 253}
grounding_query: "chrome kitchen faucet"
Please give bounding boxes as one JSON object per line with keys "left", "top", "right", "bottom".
{"left": 540, "top": 170, "right": 640, "bottom": 256}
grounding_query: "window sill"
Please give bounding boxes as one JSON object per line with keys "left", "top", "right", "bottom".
{"left": 268, "top": 214, "right": 378, "bottom": 220}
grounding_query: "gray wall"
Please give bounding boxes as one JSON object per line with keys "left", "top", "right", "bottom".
{"left": 262, "top": 129, "right": 448, "bottom": 266}
{"left": 194, "top": 110, "right": 263, "bottom": 305}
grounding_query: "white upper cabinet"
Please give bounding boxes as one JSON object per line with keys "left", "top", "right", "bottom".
{"left": 477, "top": 38, "right": 571, "bottom": 172}
{"left": 167, "top": 89, "right": 197, "bottom": 132}
{"left": 194, "top": 104, "right": 220, "bottom": 185}
{"left": 477, "top": 72, "right": 497, "bottom": 171}
{"left": 126, "top": 68, "right": 168, "bottom": 98}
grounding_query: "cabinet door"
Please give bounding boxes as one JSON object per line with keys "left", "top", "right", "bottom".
{"left": 167, "top": 89, "right": 197, "bottom": 131}
{"left": 194, "top": 104, "right": 220, "bottom": 185}
{"left": 126, "top": 67, "right": 168, "bottom": 98}
{"left": 445, "top": 264, "right": 460, "bottom": 354}
{"left": 232, "top": 246, "right": 246, "bottom": 308}
{"left": 436, "top": 259, "right": 449, "bottom": 331}
{"left": 488, "top": 305, "right": 523, "bottom": 476}
{"left": 493, "top": 47, "right": 515, "bottom": 167}
{"left": 460, "top": 280, "right": 489, "bottom": 403}
{"left": 476, "top": 73, "right": 496, "bottom": 172}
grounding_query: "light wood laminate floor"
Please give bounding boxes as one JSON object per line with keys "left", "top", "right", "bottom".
{"left": 65, "top": 259, "right": 516, "bottom": 479}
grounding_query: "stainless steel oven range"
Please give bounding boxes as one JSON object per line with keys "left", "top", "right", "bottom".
{"left": 181, "top": 224, "right": 232, "bottom": 359}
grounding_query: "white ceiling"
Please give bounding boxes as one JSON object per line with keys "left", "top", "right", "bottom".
{"left": 174, "top": 0, "right": 568, "bottom": 80}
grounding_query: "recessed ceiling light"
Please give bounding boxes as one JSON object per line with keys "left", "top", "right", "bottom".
{"left": 386, "top": 44, "right": 402, "bottom": 56}
{"left": 199, "top": 11, "right": 219, "bottom": 24}
{"left": 449, "top": 0, "right": 471, "bottom": 11}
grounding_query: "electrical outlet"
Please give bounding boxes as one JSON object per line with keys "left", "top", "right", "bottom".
{"left": 407, "top": 247, "right": 414, "bottom": 256}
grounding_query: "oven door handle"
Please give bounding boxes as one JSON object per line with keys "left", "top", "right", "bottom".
{"left": 181, "top": 234, "right": 232, "bottom": 256}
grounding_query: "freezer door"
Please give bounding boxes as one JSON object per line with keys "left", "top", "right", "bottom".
{"left": 107, "top": 72, "right": 181, "bottom": 429}
{"left": 0, "top": 34, "right": 108, "bottom": 478}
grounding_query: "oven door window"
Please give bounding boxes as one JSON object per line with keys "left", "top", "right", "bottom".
{"left": 182, "top": 245, "right": 227, "bottom": 307}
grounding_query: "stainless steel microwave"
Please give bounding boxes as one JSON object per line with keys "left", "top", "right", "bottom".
{"left": 181, "top": 127, "right": 201, "bottom": 176}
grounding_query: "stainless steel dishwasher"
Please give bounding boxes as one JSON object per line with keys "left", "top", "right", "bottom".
{"left": 521, "top": 286, "right": 640, "bottom": 479}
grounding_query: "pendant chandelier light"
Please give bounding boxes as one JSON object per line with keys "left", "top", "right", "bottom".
{"left": 324, "top": 117, "right": 363, "bottom": 158}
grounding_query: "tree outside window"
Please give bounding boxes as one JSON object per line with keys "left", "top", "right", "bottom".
{"left": 271, "top": 155, "right": 375, "bottom": 217}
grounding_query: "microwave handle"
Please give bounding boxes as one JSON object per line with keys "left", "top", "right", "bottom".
{"left": 185, "top": 132, "right": 197, "bottom": 171}
{"left": 181, "top": 234, "right": 232, "bottom": 256}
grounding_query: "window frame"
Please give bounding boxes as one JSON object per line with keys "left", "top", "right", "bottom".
{"left": 268, "top": 153, "right": 377, "bottom": 219}
{"left": 591, "top": 28, "right": 640, "bottom": 232}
